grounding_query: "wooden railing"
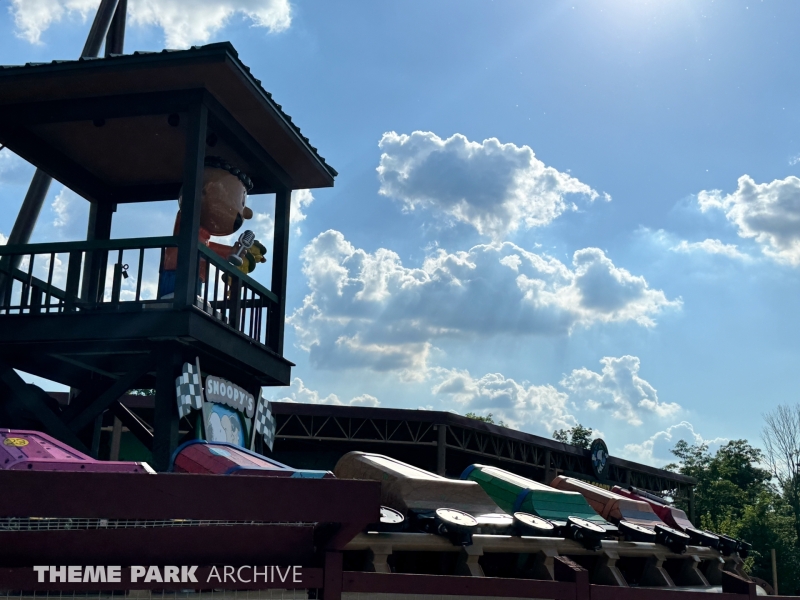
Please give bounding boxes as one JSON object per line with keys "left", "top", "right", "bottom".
{"left": 0, "top": 237, "right": 278, "bottom": 350}
{"left": 0, "top": 236, "right": 176, "bottom": 314}
{"left": 196, "top": 244, "right": 278, "bottom": 348}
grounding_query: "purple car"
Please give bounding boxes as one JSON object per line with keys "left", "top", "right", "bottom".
{"left": 0, "top": 429, "right": 153, "bottom": 473}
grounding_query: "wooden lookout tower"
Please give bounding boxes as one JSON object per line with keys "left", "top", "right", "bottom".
{"left": 0, "top": 40, "right": 336, "bottom": 469}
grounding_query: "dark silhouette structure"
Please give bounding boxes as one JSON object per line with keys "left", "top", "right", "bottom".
{"left": 0, "top": 42, "right": 336, "bottom": 470}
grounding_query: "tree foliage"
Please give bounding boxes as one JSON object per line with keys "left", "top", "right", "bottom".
{"left": 465, "top": 412, "right": 507, "bottom": 427}
{"left": 762, "top": 404, "right": 800, "bottom": 545}
{"left": 552, "top": 424, "right": 594, "bottom": 449}
{"left": 667, "top": 438, "right": 800, "bottom": 594}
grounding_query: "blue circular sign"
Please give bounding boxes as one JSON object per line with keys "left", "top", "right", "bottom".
{"left": 590, "top": 438, "right": 609, "bottom": 478}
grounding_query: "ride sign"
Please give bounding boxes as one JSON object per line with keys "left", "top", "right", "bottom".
{"left": 205, "top": 375, "right": 256, "bottom": 419}
{"left": 590, "top": 438, "right": 609, "bottom": 478}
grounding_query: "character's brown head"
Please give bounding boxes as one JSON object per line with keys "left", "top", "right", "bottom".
{"left": 179, "top": 157, "right": 254, "bottom": 236}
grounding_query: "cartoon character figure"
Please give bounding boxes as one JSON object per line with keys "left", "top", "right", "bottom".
{"left": 158, "top": 156, "right": 263, "bottom": 298}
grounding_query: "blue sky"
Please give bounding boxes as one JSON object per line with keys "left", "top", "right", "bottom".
{"left": 2, "top": 0, "right": 800, "bottom": 467}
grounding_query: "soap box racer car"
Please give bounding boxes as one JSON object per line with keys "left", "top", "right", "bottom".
{"left": 461, "top": 463, "right": 617, "bottom": 533}
{"left": 334, "top": 451, "right": 547, "bottom": 542}
{"left": 0, "top": 429, "right": 153, "bottom": 473}
{"left": 551, "top": 475, "right": 665, "bottom": 529}
{"left": 170, "top": 440, "right": 332, "bottom": 477}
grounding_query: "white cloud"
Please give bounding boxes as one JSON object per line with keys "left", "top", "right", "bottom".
{"left": 45, "top": 187, "right": 89, "bottom": 241}
{"left": 431, "top": 367, "right": 575, "bottom": 434}
{"left": 269, "top": 377, "right": 380, "bottom": 407}
{"left": 377, "top": 131, "right": 603, "bottom": 240}
{"left": 349, "top": 394, "right": 380, "bottom": 407}
{"left": 622, "top": 421, "right": 727, "bottom": 467}
{"left": 698, "top": 175, "right": 800, "bottom": 265}
{"left": 10, "top": 0, "right": 291, "bottom": 47}
{"left": 560, "top": 356, "right": 681, "bottom": 426}
{"left": 291, "top": 189, "right": 314, "bottom": 225}
{"left": 0, "top": 149, "right": 34, "bottom": 185}
{"left": 0, "top": 232, "right": 7, "bottom": 245}
{"left": 671, "top": 238, "right": 749, "bottom": 261}
{"left": 289, "top": 230, "right": 679, "bottom": 376}
{"left": 9, "top": 0, "right": 96, "bottom": 44}
{"left": 790, "top": 154, "right": 800, "bottom": 166}
{"left": 244, "top": 189, "right": 314, "bottom": 245}
{"left": 51, "top": 187, "right": 80, "bottom": 228}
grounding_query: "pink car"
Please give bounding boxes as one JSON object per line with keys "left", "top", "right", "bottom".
{"left": 612, "top": 485, "right": 694, "bottom": 531}
{"left": 0, "top": 429, "right": 153, "bottom": 473}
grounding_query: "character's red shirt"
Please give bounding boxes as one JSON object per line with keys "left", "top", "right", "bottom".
{"left": 163, "top": 213, "right": 233, "bottom": 272}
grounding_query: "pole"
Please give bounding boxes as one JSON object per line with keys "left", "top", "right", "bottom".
{"left": 104, "top": 0, "right": 127, "bottom": 56}
{"left": 771, "top": 548, "right": 778, "bottom": 595}
{"left": 81, "top": 0, "right": 120, "bottom": 58}
{"left": 3, "top": 0, "right": 121, "bottom": 275}
{"left": 437, "top": 424, "right": 447, "bottom": 476}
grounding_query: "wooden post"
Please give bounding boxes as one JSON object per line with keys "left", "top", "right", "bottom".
{"left": 437, "top": 424, "right": 447, "bottom": 476}
{"left": 267, "top": 188, "right": 291, "bottom": 354}
{"left": 323, "top": 550, "right": 342, "bottom": 600}
{"left": 82, "top": 201, "right": 114, "bottom": 303}
{"left": 174, "top": 100, "right": 208, "bottom": 309}
{"left": 63, "top": 250, "right": 83, "bottom": 311}
{"left": 689, "top": 486, "right": 696, "bottom": 525}
{"left": 90, "top": 413, "right": 103, "bottom": 458}
{"left": 110, "top": 416, "right": 122, "bottom": 460}
{"left": 771, "top": 548, "right": 778, "bottom": 595}
{"left": 152, "top": 347, "right": 180, "bottom": 471}
{"left": 544, "top": 449, "right": 554, "bottom": 483}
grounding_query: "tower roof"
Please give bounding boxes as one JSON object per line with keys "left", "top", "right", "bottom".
{"left": 0, "top": 42, "right": 336, "bottom": 203}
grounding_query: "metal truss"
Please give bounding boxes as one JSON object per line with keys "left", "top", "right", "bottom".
{"left": 271, "top": 403, "right": 695, "bottom": 503}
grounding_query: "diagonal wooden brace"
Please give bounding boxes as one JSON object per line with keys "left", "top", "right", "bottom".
{"left": 66, "top": 354, "right": 154, "bottom": 433}
{"left": 0, "top": 360, "right": 89, "bottom": 453}
{"left": 110, "top": 400, "right": 154, "bottom": 451}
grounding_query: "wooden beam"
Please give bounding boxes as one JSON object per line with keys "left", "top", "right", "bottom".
{"left": 267, "top": 188, "right": 291, "bottom": 354}
{"left": 152, "top": 346, "right": 180, "bottom": 471}
{"left": 204, "top": 93, "right": 293, "bottom": 191}
{"left": 0, "top": 126, "right": 113, "bottom": 203}
{"left": 66, "top": 354, "right": 153, "bottom": 432}
{"left": 173, "top": 100, "right": 208, "bottom": 308}
{"left": 110, "top": 400, "right": 154, "bottom": 452}
{"left": 0, "top": 90, "right": 200, "bottom": 128}
{"left": 111, "top": 182, "right": 183, "bottom": 203}
{"left": 0, "top": 360, "right": 89, "bottom": 453}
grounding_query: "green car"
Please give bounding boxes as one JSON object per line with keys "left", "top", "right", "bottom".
{"left": 460, "top": 464, "right": 617, "bottom": 532}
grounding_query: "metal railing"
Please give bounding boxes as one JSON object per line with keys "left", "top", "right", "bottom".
{"left": 0, "top": 517, "right": 315, "bottom": 531}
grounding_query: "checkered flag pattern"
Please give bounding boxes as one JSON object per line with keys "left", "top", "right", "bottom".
{"left": 253, "top": 395, "right": 276, "bottom": 451}
{"left": 175, "top": 362, "right": 203, "bottom": 419}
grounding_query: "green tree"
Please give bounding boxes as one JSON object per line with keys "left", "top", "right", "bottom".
{"left": 465, "top": 412, "right": 507, "bottom": 427}
{"left": 667, "top": 439, "right": 772, "bottom": 527}
{"left": 716, "top": 492, "right": 800, "bottom": 594}
{"left": 129, "top": 389, "right": 155, "bottom": 396}
{"left": 667, "top": 438, "right": 799, "bottom": 593}
{"left": 552, "top": 424, "right": 594, "bottom": 449}
{"left": 762, "top": 404, "right": 800, "bottom": 545}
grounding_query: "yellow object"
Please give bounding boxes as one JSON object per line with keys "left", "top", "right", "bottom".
{"left": 238, "top": 240, "right": 268, "bottom": 275}
{"left": 225, "top": 240, "right": 268, "bottom": 293}
{"left": 3, "top": 437, "right": 29, "bottom": 447}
